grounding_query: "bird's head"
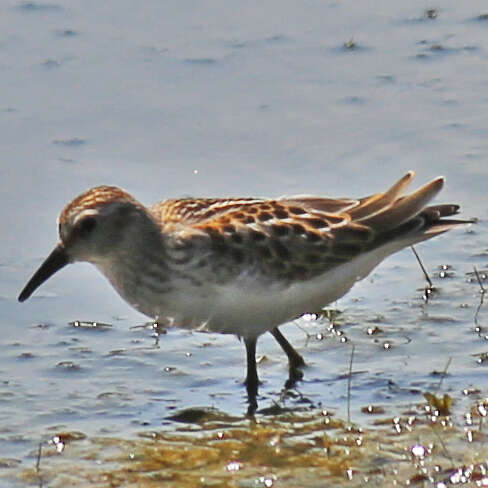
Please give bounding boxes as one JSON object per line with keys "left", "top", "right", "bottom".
{"left": 18, "top": 186, "right": 147, "bottom": 302}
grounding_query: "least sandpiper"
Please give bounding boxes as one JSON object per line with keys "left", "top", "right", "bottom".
{"left": 18, "top": 171, "right": 470, "bottom": 412}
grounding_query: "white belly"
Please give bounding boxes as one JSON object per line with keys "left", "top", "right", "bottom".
{"left": 100, "top": 236, "right": 415, "bottom": 337}
{"left": 149, "top": 245, "right": 395, "bottom": 337}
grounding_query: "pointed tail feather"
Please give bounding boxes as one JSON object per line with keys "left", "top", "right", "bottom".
{"left": 349, "top": 170, "right": 415, "bottom": 220}
{"left": 372, "top": 203, "right": 473, "bottom": 255}
{"left": 357, "top": 176, "right": 445, "bottom": 231}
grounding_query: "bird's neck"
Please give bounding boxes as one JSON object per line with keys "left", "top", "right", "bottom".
{"left": 93, "top": 214, "right": 172, "bottom": 317}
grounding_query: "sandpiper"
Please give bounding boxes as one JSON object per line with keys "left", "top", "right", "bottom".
{"left": 18, "top": 171, "right": 470, "bottom": 413}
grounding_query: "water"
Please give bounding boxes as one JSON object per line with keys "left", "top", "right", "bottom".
{"left": 0, "top": 0, "right": 487, "bottom": 484}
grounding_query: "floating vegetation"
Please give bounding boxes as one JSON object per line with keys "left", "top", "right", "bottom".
{"left": 425, "top": 8, "right": 438, "bottom": 19}
{"left": 343, "top": 38, "right": 357, "bottom": 50}
{"left": 16, "top": 2, "right": 62, "bottom": 12}
{"left": 13, "top": 398, "right": 488, "bottom": 488}
{"left": 424, "top": 392, "right": 453, "bottom": 416}
{"left": 70, "top": 320, "right": 112, "bottom": 329}
{"left": 52, "top": 137, "right": 86, "bottom": 147}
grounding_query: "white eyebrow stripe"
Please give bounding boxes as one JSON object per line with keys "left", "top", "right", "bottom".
{"left": 73, "top": 208, "right": 99, "bottom": 225}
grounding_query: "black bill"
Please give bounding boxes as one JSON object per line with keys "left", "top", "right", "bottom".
{"left": 18, "top": 244, "right": 69, "bottom": 302}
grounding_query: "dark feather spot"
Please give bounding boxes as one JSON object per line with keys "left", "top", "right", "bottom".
{"left": 258, "top": 212, "right": 273, "bottom": 222}
{"left": 250, "top": 230, "right": 266, "bottom": 242}
{"left": 209, "top": 232, "right": 225, "bottom": 246}
{"left": 231, "top": 233, "right": 244, "bottom": 244}
{"left": 257, "top": 246, "right": 272, "bottom": 260}
{"left": 247, "top": 207, "right": 258, "bottom": 214}
{"left": 308, "top": 218, "right": 329, "bottom": 229}
{"left": 273, "top": 208, "right": 289, "bottom": 219}
{"left": 289, "top": 206, "right": 306, "bottom": 215}
{"left": 305, "top": 231, "right": 321, "bottom": 243}
{"left": 325, "top": 215, "right": 345, "bottom": 224}
{"left": 209, "top": 232, "right": 227, "bottom": 252}
{"left": 292, "top": 223, "right": 306, "bottom": 234}
{"left": 223, "top": 224, "right": 236, "bottom": 233}
{"left": 272, "top": 241, "right": 291, "bottom": 261}
{"left": 271, "top": 224, "right": 289, "bottom": 237}
{"left": 243, "top": 216, "right": 255, "bottom": 224}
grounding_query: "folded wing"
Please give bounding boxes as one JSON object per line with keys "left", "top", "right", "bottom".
{"left": 151, "top": 172, "right": 470, "bottom": 284}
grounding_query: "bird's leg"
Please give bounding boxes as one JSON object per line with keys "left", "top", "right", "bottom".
{"left": 270, "top": 327, "right": 306, "bottom": 368}
{"left": 244, "top": 336, "right": 259, "bottom": 415}
{"left": 270, "top": 327, "right": 306, "bottom": 389}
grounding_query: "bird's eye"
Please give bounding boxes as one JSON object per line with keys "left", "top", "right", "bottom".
{"left": 77, "top": 216, "right": 97, "bottom": 237}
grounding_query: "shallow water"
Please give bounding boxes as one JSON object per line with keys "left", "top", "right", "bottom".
{"left": 1, "top": 0, "right": 488, "bottom": 485}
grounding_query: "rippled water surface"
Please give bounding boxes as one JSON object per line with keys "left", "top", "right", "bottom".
{"left": 1, "top": 0, "right": 487, "bottom": 486}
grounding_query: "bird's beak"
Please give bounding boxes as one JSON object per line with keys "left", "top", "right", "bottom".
{"left": 18, "top": 244, "right": 70, "bottom": 302}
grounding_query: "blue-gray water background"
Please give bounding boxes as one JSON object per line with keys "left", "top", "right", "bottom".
{"left": 0, "top": 0, "right": 487, "bottom": 477}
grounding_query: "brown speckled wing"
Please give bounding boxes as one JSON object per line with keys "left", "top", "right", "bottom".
{"left": 197, "top": 199, "right": 376, "bottom": 281}
{"left": 149, "top": 172, "right": 457, "bottom": 284}
{"left": 151, "top": 196, "right": 373, "bottom": 282}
